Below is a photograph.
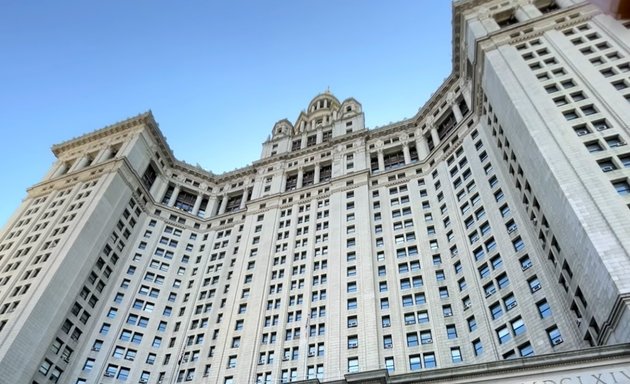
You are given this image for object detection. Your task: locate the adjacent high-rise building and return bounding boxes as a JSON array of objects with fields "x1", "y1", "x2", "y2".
[{"x1": 1, "y1": 0, "x2": 630, "y2": 383}]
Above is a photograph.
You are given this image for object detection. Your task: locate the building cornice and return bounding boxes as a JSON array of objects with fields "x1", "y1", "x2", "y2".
[
  {"x1": 387, "y1": 343, "x2": 630, "y2": 383},
  {"x1": 52, "y1": 112, "x2": 155, "y2": 155}
]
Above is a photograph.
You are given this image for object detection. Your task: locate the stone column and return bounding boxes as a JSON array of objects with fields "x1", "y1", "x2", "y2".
[
  {"x1": 208, "y1": 196, "x2": 219, "y2": 217},
  {"x1": 452, "y1": 102, "x2": 464, "y2": 123},
  {"x1": 240, "y1": 190, "x2": 248, "y2": 210},
  {"x1": 316, "y1": 130, "x2": 323, "y2": 144},
  {"x1": 192, "y1": 194, "x2": 204, "y2": 216},
  {"x1": 517, "y1": 3, "x2": 541, "y2": 20},
  {"x1": 70, "y1": 155, "x2": 90, "y2": 172},
  {"x1": 480, "y1": 15, "x2": 500, "y2": 33},
  {"x1": 555, "y1": 0, "x2": 574, "y2": 7},
  {"x1": 151, "y1": 176, "x2": 167, "y2": 199},
  {"x1": 52, "y1": 162, "x2": 70, "y2": 178},
  {"x1": 377, "y1": 150, "x2": 385, "y2": 172},
  {"x1": 514, "y1": 7, "x2": 530, "y2": 22},
  {"x1": 96, "y1": 147, "x2": 113, "y2": 163},
  {"x1": 314, "y1": 164, "x2": 321, "y2": 184},
  {"x1": 416, "y1": 130, "x2": 429, "y2": 160},
  {"x1": 297, "y1": 167, "x2": 304, "y2": 189},
  {"x1": 402, "y1": 144, "x2": 411, "y2": 165},
  {"x1": 431, "y1": 128, "x2": 440, "y2": 147},
  {"x1": 168, "y1": 185, "x2": 181, "y2": 207},
  {"x1": 462, "y1": 82, "x2": 473, "y2": 110},
  {"x1": 447, "y1": 92, "x2": 463, "y2": 123},
  {"x1": 218, "y1": 194, "x2": 229, "y2": 215}
]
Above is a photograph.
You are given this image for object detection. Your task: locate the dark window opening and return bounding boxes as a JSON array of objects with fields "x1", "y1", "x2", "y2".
[
  {"x1": 319, "y1": 165, "x2": 332, "y2": 182},
  {"x1": 286, "y1": 175, "x2": 298, "y2": 191},
  {"x1": 437, "y1": 111, "x2": 457, "y2": 140},
  {"x1": 161, "y1": 185, "x2": 175, "y2": 204},
  {"x1": 384, "y1": 150, "x2": 405, "y2": 170},
  {"x1": 142, "y1": 164, "x2": 158, "y2": 190},
  {"x1": 174, "y1": 190, "x2": 197, "y2": 213},
  {"x1": 225, "y1": 195, "x2": 243, "y2": 212},
  {"x1": 303, "y1": 170, "x2": 315, "y2": 186}
]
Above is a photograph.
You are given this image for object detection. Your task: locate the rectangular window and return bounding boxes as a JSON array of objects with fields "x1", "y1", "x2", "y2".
[
  {"x1": 473, "y1": 339, "x2": 483, "y2": 356},
  {"x1": 446, "y1": 325, "x2": 458, "y2": 339},
  {"x1": 468, "y1": 316, "x2": 477, "y2": 332},
  {"x1": 451, "y1": 347, "x2": 463, "y2": 363},
  {"x1": 497, "y1": 326, "x2": 511, "y2": 344},
  {"x1": 537, "y1": 300, "x2": 551, "y2": 318},
  {"x1": 347, "y1": 358, "x2": 359, "y2": 373},
  {"x1": 423, "y1": 353, "x2": 436, "y2": 368},
  {"x1": 409, "y1": 355, "x2": 421, "y2": 371},
  {"x1": 513, "y1": 237, "x2": 525, "y2": 252},
  {"x1": 547, "y1": 326, "x2": 563, "y2": 346}
]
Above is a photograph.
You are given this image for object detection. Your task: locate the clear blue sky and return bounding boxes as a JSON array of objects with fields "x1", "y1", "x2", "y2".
[{"x1": 0, "y1": 1, "x2": 453, "y2": 227}]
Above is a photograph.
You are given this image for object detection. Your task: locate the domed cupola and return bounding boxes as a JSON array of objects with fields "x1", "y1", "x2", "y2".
[
  {"x1": 297, "y1": 90, "x2": 341, "y2": 132},
  {"x1": 307, "y1": 90, "x2": 341, "y2": 114}
]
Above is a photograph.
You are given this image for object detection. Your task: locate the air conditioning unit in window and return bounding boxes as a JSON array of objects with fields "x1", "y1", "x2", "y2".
[
  {"x1": 522, "y1": 264, "x2": 532, "y2": 271},
  {"x1": 485, "y1": 292, "x2": 493, "y2": 298},
  {"x1": 383, "y1": 323, "x2": 391, "y2": 328},
  {"x1": 507, "y1": 302, "x2": 517, "y2": 310},
  {"x1": 425, "y1": 338, "x2": 433, "y2": 344},
  {"x1": 601, "y1": 165, "x2": 614, "y2": 172},
  {"x1": 384, "y1": 344, "x2": 393, "y2": 349},
  {"x1": 349, "y1": 344, "x2": 358, "y2": 349},
  {"x1": 532, "y1": 284, "x2": 541, "y2": 292},
  {"x1": 282, "y1": 356, "x2": 289, "y2": 361},
  {"x1": 348, "y1": 323, "x2": 357, "y2": 328},
  {"x1": 553, "y1": 337, "x2": 564, "y2": 345},
  {"x1": 105, "y1": 373, "x2": 115, "y2": 378},
  {"x1": 577, "y1": 131, "x2": 588, "y2": 136},
  {"x1": 139, "y1": 380, "x2": 148, "y2": 384}
]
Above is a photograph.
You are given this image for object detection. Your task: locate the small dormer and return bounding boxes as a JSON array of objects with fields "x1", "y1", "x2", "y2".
[
  {"x1": 340, "y1": 98, "x2": 362, "y2": 117},
  {"x1": 272, "y1": 119, "x2": 293, "y2": 139},
  {"x1": 333, "y1": 97, "x2": 365, "y2": 137},
  {"x1": 261, "y1": 119, "x2": 295, "y2": 159}
]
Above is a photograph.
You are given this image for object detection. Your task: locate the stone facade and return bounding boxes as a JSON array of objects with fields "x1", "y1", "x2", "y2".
[{"x1": 0, "y1": 0, "x2": 629, "y2": 383}]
